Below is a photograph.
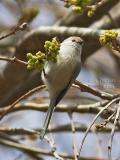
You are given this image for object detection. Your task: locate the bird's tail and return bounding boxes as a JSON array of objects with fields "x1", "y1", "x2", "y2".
[{"x1": 40, "y1": 101, "x2": 55, "y2": 139}]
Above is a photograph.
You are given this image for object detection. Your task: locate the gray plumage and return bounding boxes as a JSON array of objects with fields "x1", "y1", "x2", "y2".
[{"x1": 40, "y1": 36, "x2": 83, "y2": 139}]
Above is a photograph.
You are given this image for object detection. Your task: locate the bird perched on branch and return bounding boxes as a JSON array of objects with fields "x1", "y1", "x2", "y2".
[{"x1": 40, "y1": 36, "x2": 83, "y2": 139}]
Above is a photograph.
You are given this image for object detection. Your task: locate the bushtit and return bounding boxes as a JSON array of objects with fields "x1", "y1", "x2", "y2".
[{"x1": 40, "y1": 36, "x2": 83, "y2": 139}]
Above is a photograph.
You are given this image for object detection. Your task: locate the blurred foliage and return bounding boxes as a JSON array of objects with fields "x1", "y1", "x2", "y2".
[
  {"x1": 18, "y1": 5, "x2": 40, "y2": 24},
  {"x1": 63, "y1": 0, "x2": 91, "y2": 14}
]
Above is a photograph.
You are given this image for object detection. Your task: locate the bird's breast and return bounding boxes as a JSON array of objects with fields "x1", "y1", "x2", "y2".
[{"x1": 42, "y1": 52, "x2": 80, "y2": 98}]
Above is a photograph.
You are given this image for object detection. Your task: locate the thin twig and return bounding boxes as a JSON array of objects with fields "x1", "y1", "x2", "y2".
[
  {"x1": 0, "y1": 133, "x2": 43, "y2": 160},
  {"x1": 0, "y1": 134, "x2": 103, "y2": 160},
  {"x1": 0, "y1": 78, "x2": 117, "y2": 120},
  {"x1": 1, "y1": 123, "x2": 120, "y2": 135},
  {"x1": 74, "y1": 80, "x2": 116, "y2": 100},
  {"x1": 78, "y1": 97, "x2": 120, "y2": 159},
  {"x1": 44, "y1": 136, "x2": 56, "y2": 152},
  {"x1": 105, "y1": 112, "x2": 116, "y2": 125},
  {"x1": 0, "y1": 137, "x2": 52, "y2": 155},
  {"x1": 86, "y1": 0, "x2": 109, "y2": 12},
  {"x1": 0, "y1": 127, "x2": 39, "y2": 135},
  {"x1": 45, "y1": 135, "x2": 64, "y2": 160},
  {"x1": 0, "y1": 85, "x2": 46, "y2": 121},
  {"x1": 0, "y1": 101, "x2": 106, "y2": 115},
  {"x1": 68, "y1": 112, "x2": 79, "y2": 160},
  {"x1": 0, "y1": 56, "x2": 27, "y2": 65},
  {"x1": 108, "y1": 102, "x2": 120, "y2": 160},
  {"x1": 0, "y1": 22, "x2": 27, "y2": 40},
  {"x1": 96, "y1": 111, "x2": 116, "y2": 130},
  {"x1": 0, "y1": 78, "x2": 115, "y2": 120}
]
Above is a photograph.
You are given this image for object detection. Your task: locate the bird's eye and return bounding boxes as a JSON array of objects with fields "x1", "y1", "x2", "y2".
[{"x1": 72, "y1": 39, "x2": 76, "y2": 42}]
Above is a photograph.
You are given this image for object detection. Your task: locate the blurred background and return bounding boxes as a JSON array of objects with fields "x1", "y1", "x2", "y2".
[{"x1": 0, "y1": 0, "x2": 120, "y2": 160}]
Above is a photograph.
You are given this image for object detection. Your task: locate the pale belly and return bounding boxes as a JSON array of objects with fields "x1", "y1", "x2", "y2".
[{"x1": 42, "y1": 57, "x2": 78, "y2": 98}]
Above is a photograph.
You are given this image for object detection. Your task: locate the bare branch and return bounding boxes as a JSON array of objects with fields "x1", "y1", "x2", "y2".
[
  {"x1": 68, "y1": 112, "x2": 79, "y2": 160},
  {"x1": 1, "y1": 79, "x2": 116, "y2": 120},
  {"x1": 0, "y1": 101, "x2": 106, "y2": 115},
  {"x1": 21, "y1": 26, "x2": 120, "y2": 43},
  {"x1": 78, "y1": 97, "x2": 120, "y2": 158},
  {"x1": 0, "y1": 56, "x2": 27, "y2": 65},
  {"x1": 0, "y1": 127, "x2": 39, "y2": 135},
  {"x1": 56, "y1": 0, "x2": 119, "y2": 27},
  {"x1": 1, "y1": 124, "x2": 120, "y2": 135},
  {"x1": 45, "y1": 135, "x2": 64, "y2": 160},
  {"x1": 0, "y1": 23, "x2": 27, "y2": 41},
  {"x1": 0, "y1": 85, "x2": 46, "y2": 121},
  {"x1": 74, "y1": 80, "x2": 116, "y2": 100},
  {"x1": 0, "y1": 135, "x2": 104, "y2": 160},
  {"x1": 108, "y1": 102, "x2": 120, "y2": 160}
]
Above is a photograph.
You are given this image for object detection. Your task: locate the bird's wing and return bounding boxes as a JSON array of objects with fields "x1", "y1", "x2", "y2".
[{"x1": 54, "y1": 64, "x2": 81, "y2": 106}]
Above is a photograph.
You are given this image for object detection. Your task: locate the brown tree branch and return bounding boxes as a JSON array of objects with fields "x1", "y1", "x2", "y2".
[
  {"x1": 0, "y1": 101, "x2": 106, "y2": 115},
  {"x1": 0, "y1": 127, "x2": 39, "y2": 135},
  {"x1": 0, "y1": 56, "x2": 27, "y2": 65},
  {"x1": 0, "y1": 85, "x2": 46, "y2": 121},
  {"x1": 0, "y1": 79, "x2": 116, "y2": 120},
  {"x1": 1, "y1": 123, "x2": 120, "y2": 135},
  {"x1": 56, "y1": 0, "x2": 119, "y2": 27},
  {"x1": 108, "y1": 102, "x2": 120, "y2": 160},
  {"x1": 68, "y1": 112, "x2": 79, "y2": 160},
  {"x1": 45, "y1": 135, "x2": 64, "y2": 160},
  {"x1": 74, "y1": 80, "x2": 116, "y2": 100},
  {"x1": 0, "y1": 134, "x2": 107, "y2": 160},
  {"x1": 0, "y1": 23, "x2": 27, "y2": 41},
  {"x1": 78, "y1": 97, "x2": 120, "y2": 158}
]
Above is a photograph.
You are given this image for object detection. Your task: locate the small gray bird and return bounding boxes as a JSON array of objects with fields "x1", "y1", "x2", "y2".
[{"x1": 40, "y1": 36, "x2": 83, "y2": 139}]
